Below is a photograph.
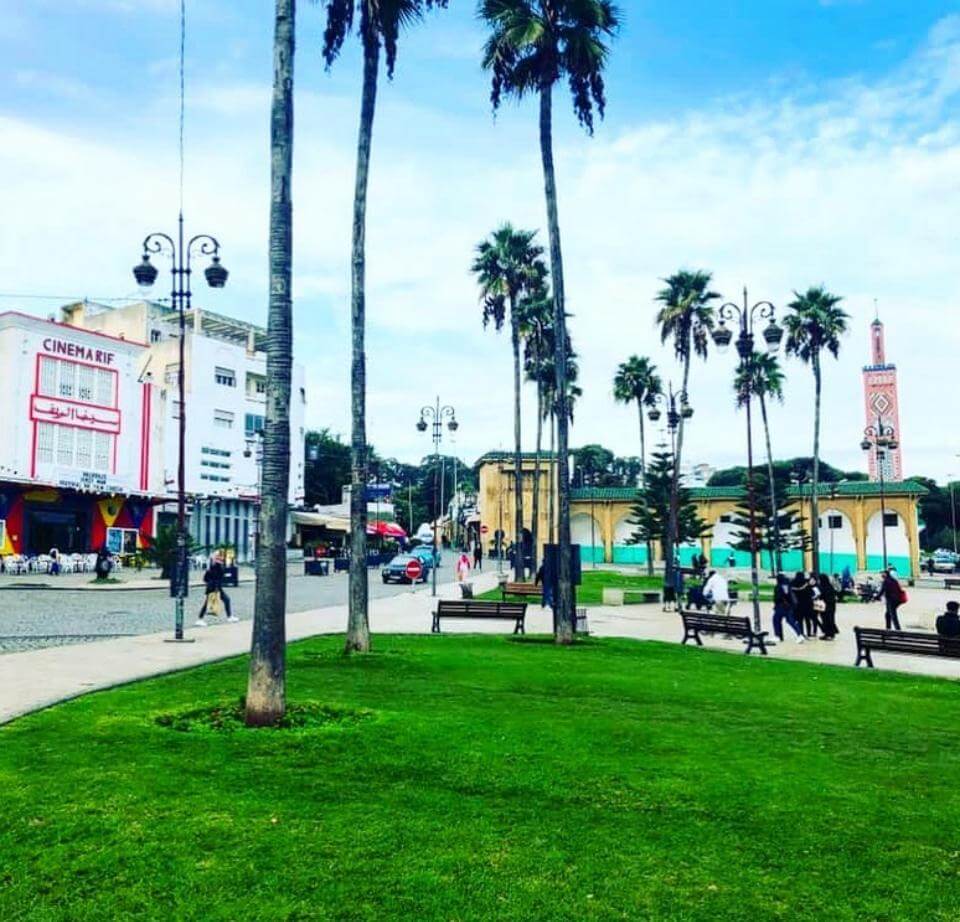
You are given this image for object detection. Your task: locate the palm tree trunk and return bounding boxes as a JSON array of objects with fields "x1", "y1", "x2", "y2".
[
  {"x1": 531, "y1": 372, "x2": 543, "y2": 579},
  {"x1": 539, "y1": 83, "x2": 573, "y2": 643},
  {"x1": 811, "y1": 351, "x2": 822, "y2": 576},
  {"x1": 511, "y1": 308, "x2": 524, "y2": 581},
  {"x1": 246, "y1": 0, "x2": 294, "y2": 727},
  {"x1": 759, "y1": 393, "x2": 781, "y2": 576},
  {"x1": 548, "y1": 410, "x2": 555, "y2": 544},
  {"x1": 638, "y1": 399, "x2": 653, "y2": 576},
  {"x1": 345, "y1": 32, "x2": 378, "y2": 654}
]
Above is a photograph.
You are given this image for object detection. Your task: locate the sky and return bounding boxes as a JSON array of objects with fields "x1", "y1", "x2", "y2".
[{"x1": 1, "y1": 0, "x2": 959, "y2": 481}]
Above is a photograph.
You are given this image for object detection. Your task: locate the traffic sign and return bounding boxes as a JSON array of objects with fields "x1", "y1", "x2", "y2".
[{"x1": 405, "y1": 558, "x2": 423, "y2": 581}]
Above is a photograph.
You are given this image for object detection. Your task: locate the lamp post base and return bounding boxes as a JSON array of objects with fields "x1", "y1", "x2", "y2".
[{"x1": 164, "y1": 637, "x2": 197, "y2": 644}]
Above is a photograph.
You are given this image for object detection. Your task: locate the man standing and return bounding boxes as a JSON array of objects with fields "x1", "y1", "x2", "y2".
[
  {"x1": 880, "y1": 566, "x2": 904, "y2": 631},
  {"x1": 473, "y1": 542, "x2": 483, "y2": 571}
]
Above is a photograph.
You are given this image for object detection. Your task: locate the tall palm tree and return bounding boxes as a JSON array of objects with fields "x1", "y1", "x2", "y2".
[
  {"x1": 735, "y1": 352, "x2": 785, "y2": 574},
  {"x1": 472, "y1": 224, "x2": 546, "y2": 581},
  {"x1": 613, "y1": 355, "x2": 661, "y2": 574},
  {"x1": 322, "y1": 0, "x2": 447, "y2": 654},
  {"x1": 521, "y1": 284, "x2": 553, "y2": 579},
  {"x1": 784, "y1": 286, "x2": 848, "y2": 576},
  {"x1": 655, "y1": 270, "x2": 719, "y2": 586},
  {"x1": 246, "y1": 0, "x2": 295, "y2": 727},
  {"x1": 481, "y1": 0, "x2": 619, "y2": 643}
]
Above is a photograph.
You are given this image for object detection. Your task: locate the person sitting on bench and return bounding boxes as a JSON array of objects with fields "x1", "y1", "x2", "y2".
[{"x1": 936, "y1": 601, "x2": 960, "y2": 647}]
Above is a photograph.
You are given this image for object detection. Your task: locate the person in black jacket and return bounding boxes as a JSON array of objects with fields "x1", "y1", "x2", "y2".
[
  {"x1": 792, "y1": 572, "x2": 816, "y2": 637},
  {"x1": 880, "y1": 567, "x2": 904, "y2": 631},
  {"x1": 817, "y1": 573, "x2": 838, "y2": 639},
  {"x1": 196, "y1": 552, "x2": 238, "y2": 626},
  {"x1": 936, "y1": 602, "x2": 960, "y2": 637}
]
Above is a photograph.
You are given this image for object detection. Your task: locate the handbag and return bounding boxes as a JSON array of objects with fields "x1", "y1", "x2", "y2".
[
  {"x1": 812, "y1": 599, "x2": 826, "y2": 613},
  {"x1": 205, "y1": 590, "x2": 222, "y2": 617},
  {"x1": 898, "y1": 587, "x2": 909, "y2": 605}
]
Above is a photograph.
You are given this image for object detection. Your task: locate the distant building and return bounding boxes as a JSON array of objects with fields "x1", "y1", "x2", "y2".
[
  {"x1": 862, "y1": 313, "x2": 903, "y2": 481},
  {"x1": 61, "y1": 300, "x2": 306, "y2": 561}
]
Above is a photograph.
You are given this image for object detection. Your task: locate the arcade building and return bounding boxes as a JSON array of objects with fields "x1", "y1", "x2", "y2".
[{"x1": 0, "y1": 313, "x2": 166, "y2": 558}]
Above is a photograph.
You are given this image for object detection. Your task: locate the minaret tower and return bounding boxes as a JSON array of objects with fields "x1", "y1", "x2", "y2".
[{"x1": 862, "y1": 306, "x2": 903, "y2": 481}]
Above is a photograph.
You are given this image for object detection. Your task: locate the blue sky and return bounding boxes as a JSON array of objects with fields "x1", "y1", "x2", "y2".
[{"x1": 2, "y1": 1, "x2": 959, "y2": 478}]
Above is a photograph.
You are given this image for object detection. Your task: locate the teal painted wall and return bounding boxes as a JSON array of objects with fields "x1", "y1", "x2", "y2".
[
  {"x1": 613, "y1": 545, "x2": 649, "y2": 564},
  {"x1": 866, "y1": 554, "x2": 912, "y2": 575},
  {"x1": 579, "y1": 545, "x2": 604, "y2": 564}
]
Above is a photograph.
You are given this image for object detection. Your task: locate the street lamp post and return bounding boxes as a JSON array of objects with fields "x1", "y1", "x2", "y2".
[
  {"x1": 711, "y1": 288, "x2": 784, "y2": 633},
  {"x1": 133, "y1": 215, "x2": 227, "y2": 642},
  {"x1": 244, "y1": 429, "x2": 264, "y2": 559},
  {"x1": 861, "y1": 414, "x2": 898, "y2": 572},
  {"x1": 646, "y1": 383, "x2": 686, "y2": 574},
  {"x1": 416, "y1": 397, "x2": 458, "y2": 597},
  {"x1": 948, "y1": 475, "x2": 958, "y2": 556}
]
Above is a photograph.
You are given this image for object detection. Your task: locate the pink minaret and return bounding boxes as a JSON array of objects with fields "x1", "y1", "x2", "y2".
[{"x1": 862, "y1": 310, "x2": 903, "y2": 481}]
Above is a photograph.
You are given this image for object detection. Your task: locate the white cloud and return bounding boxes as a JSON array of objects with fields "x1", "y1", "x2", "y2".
[{"x1": 1, "y1": 15, "x2": 959, "y2": 481}]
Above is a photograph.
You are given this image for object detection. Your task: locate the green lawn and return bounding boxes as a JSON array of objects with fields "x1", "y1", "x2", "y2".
[
  {"x1": 481, "y1": 569, "x2": 776, "y2": 604},
  {"x1": 3, "y1": 635, "x2": 960, "y2": 919}
]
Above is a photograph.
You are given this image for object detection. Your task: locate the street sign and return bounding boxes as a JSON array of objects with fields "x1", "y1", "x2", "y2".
[
  {"x1": 480, "y1": 525, "x2": 489, "y2": 534},
  {"x1": 405, "y1": 558, "x2": 423, "y2": 582}
]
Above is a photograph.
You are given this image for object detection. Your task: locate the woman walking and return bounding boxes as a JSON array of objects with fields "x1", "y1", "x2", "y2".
[
  {"x1": 817, "y1": 573, "x2": 838, "y2": 639},
  {"x1": 773, "y1": 573, "x2": 804, "y2": 643},
  {"x1": 792, "y1": 571, "x2": 816, "y2": 638},
  {"x1": 881, "y1": 566, "x2": 905, "y2": 631}
]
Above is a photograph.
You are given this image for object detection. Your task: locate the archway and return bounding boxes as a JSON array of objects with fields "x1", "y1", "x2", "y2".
[
  {"x1": 866, "y1": 508, "x2": 911, "y2": 575},
  {"x1": 612, "y1": 515, "x2": 647, "y2": 565},
  {"x1": 709, "y1": 514, "x2": 748, "y2": 568},
  {"x1": 571, "y1": 513, "x2": 603, "y2": 564},
  {"x1": 816, "y1": 508, "x2": 856, "y2": 576}
]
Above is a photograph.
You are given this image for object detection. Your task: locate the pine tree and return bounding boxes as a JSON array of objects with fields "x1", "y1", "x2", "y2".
[
  {"x1": 628, "y1": 448, "x2": 709, "y2": 560},
  {"x1": 728, "y1": 470, "x2": 807, "y2": 572}
]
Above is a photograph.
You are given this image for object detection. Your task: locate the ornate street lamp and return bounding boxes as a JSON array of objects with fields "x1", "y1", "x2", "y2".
[
  {"x1": 711, "y1": 287, "x2": 783, "y2": 633},
  {"x1": 415, "y1": 397, "x2": 457, "y2": 597},
  {"x1": 133, "y1": 216, "x2": 227, "y2": 642}
]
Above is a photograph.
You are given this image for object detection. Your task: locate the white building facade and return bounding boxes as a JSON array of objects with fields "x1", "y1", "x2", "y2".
[
  {"x1": 0, "y1": 311, "x2": 165, "y2": 557},
  {"x1": 61, "y1": 301, "x2": 306, "y2": 562}
]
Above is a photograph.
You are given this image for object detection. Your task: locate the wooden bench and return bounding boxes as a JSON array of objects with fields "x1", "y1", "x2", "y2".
[
  {"x1": 432, "y1": 600, "x2": 528, "y2": 635},
  {"x1": 854, "y1": 627, "x2": 960, "y2": 668},
  {"x1": 500, "y1": 582, "x2": 542, "y2": 600},
  {"x1": 679, "y1": 609, "x2": 769, "y2": 655},
  {"x1": 945, "y1": 578, "x2": 960, "y2": 591}
]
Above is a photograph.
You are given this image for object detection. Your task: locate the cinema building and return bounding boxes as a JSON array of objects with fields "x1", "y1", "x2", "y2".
[{"x1": 0, "y1": 312, "x2": 166, "y2": 558}]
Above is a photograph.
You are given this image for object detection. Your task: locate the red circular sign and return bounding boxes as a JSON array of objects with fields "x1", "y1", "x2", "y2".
[
  {"x1": 480, "y1": 525, "x2": 489, "y2": 534},
  {"x1": 405, "y1": 558, "x2": 423, "y2": 581}
]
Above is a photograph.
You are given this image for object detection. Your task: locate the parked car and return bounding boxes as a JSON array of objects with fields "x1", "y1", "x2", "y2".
[
  {"x1": 930, "y1": 550, "x2": 959, "y2": 573},
  {"x1": 381, "y1": 554, "x2": 431, "y2": 584},
  {"x1": 411, "y1": 544, "x2": 441, "y2": 568}
]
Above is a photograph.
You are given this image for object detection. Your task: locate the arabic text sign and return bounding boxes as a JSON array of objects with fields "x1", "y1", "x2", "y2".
[{"x1": 30, "y1": 395, "x2": 121, "y2": 434}]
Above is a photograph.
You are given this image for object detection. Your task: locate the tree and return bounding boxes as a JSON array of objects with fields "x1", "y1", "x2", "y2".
[
  {"x1": 728, "y1": 470, "x2": 806, "y2": 573},
  {"x1": 521, "y1": 283, "x2": 553, "y2": 577},
  {"x1": 627, "y1": 447, "x2": 709, "y2": 561},
  {"x1": 654, "y1": 270, "x2": 719, "y2": 588},
  {"x1": 734, "y1": 352, "x2": 785, "y2": 573},
  {"x1": 614, "y1": 355, "x2": 661, "y2": 574},
  {"x1": 481, "y1": 0, "x2": 619, "y2": 643},
  {"x1": 322, "y1": 0, "x2": 448, "y2": 654},
  {"x1": 783, "y1": 286, "x2": 849, "y2": 576},
  {"x1": 246, "y1": 0, "x2": 295, "y2": 727},
  {"x1": 472, "y1": 225, "x2": 547, "y2": 581},
  {"x1": 304, "y1": 429, "x2": 352, "y2": 506},
  {"x1": 708, "y1": 458, "x2": 866, "y2": 488}
]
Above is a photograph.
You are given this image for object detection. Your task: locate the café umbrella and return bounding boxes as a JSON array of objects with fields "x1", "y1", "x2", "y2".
[{"x1": 367, "y1": 521, "x2": 407, "y2": 539}]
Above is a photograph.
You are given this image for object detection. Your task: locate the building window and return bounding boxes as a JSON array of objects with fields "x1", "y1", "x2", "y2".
[
  {"x1": 95, "y1": 368, "x2": 114, "y2": 406},
  {"x1": 202, "y1": 459, "x2": 231, "y2": 470},
  {"x1": 214, "y1": 410, "x2": 235, "y2": 430},
  {"x1": 202, "y1": 446, "x2": 232, "y2": 458},
  {"x1": 75, "y1": 429, "x2": 93, "y2": 468},
  {"x1": 245, "y1": 413, "x2": 265, "y2": 437},
  {"x1": 37, "y1": 423, "x2": 55, "y2": 464},
  {"x1": 883, "y1": 512, "x2": 898, "y2": 528},
  {"x1": 165, "y1": 363, "x2": 180, "y2": 385},
  {"x1": 246, "y1": 374, "x2": 267, "y2": 399},
  {"x1": 215, "y1": 367, "x2": 236, "y2": 387},
  {"x1": 828, "y1": 515, "x2": 843, "y2": 530},
  {"x1": 77, "y1": 365, "x2": 95, "y2": 402},
  {"x1": 150, "y1": 329, "x2": 162, "y2": 343},
  {"x1": 56, "y1": 426, "x2": 75, "y2": 466},
  {"x1": 35, "y1": 422, "x2": 111, "y2": 473},
  {"x1": 171, "y1": 400, "x2": 183, "y2": 420},
  {"x1": 300, "y1": 386, "x2": 306, "y2": 404},
  {"x1": 200, "y1": 473, "x2": 231, "y2": 483}
]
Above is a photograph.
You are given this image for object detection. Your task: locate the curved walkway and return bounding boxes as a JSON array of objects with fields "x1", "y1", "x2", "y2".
[{"x1": 2, "y1": 578, "x2": 958, "y2": 725}]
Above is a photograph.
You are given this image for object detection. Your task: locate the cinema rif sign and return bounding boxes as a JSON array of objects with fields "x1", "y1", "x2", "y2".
[
  {"x1": 30, "y1": 395, "x2": 121, "y2": 434},
  {"x1": 41, "y1": 337, "x2": 116, "y2": 366}
]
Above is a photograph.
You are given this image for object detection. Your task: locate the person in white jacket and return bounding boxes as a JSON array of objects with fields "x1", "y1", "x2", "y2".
[{"x1": 703, "y1": 570, "x2": 731, "y2": 615}]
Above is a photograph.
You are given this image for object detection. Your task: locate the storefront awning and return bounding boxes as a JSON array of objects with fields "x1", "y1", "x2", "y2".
[{"x1": 291, "y1": 510, "x2": 350, "y2": 532}]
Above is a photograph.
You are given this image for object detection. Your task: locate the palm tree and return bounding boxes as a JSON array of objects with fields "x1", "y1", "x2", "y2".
[
  {"x1": 246, "y1": 0, "x2": 295, "y2": 727},
  {"x1": 472, "y1": 225, "x2": 546, "y2": 581},
  {"x1": 735, "y1": 352, "x2": 785, "y2": 574},
  {"x1": 322, "y1": 0, "x2": 447, "y2": 654},
  {"x1": 784, "y1": 286, "x2": 848, "y2": 576},
  {"x1": 613, "y1": 355, "x2": 661, "y2": 574},
  {"x1": 520, "y1": 283, "x2": 553, "y2": 579},
  {"x1": 655, "y1": 270, "x2": 719, "y2": 586},
  {"x1": 481, "y1": 0, "x2": 620, "y2": 643}
]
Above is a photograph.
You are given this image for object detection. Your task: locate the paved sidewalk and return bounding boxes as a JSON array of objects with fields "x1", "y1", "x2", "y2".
[
  {"x1": 0, "y1": 566, "x2": 254, "y2": 592},
  {"x1": 3, "y1": 578, "x2": 959, "y2": 726}
]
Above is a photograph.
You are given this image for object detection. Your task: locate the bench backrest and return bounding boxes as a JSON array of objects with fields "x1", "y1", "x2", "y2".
[
  {"x1": 856, "y1": 626, "x2": 960, "y2": 656},
  {"x1": 680, "y1": 610, "x2": 752, "y2": 634},
  {"x1": 504, "y1": 582, "x2": 540, "y2": 593},
  {"x1": 437, "y1": 600, "x2": 527, "y2": 619}
]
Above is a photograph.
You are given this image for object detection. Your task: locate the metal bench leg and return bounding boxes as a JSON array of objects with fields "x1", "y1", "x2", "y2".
[
  {"x1": 432, "y1": 615, "x2": 440, "y2": 634},
  {"x1": 745, "y1": 636, "x2": 755, "y2": 655},
  {"x1": 757, "y1": 635, "x2": 768, "y2": 656}
]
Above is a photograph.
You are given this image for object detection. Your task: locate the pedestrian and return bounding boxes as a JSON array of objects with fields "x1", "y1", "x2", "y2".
[
  {"x1": 196, "y1": 551, "x2": 238, "y2": 627},
  {"x1": 792, "y1": 571, "x2": 816, "y2": 637},
  {"x1": 817, "y1": 572, "x2": 838, "y2": 639},
  {"x1": 703, "y1": 569, "x2": 730, "y2": 615},
  {"x1": 473, "y1": 541, "x2": 483, "y2": 571},
  {"x1": 49, "y1": 547, "x2": 61, "y2": 576},
  {"x1": 880, "y1": 566, "x2": 905, "y2": 631},
  {"x1": 926, "y1": 556, "x2": 936, "y2": 577},
  {"x1": 535, "y1": 562, "x2": 554, "y2": 610},
  {"x1": 456, "y1": 550, "x2": 471, "y2": 582},
  {"x1": 840, "y1": 565, "x2": 854, "y2": 597},
  {"x1": 697, "y1": 553, "x2": 708, "y2": 579},
  {"x1": 672, "y1": 565, "x2": 685, "y2": 613},
  {"x1": 936, "y1": 601, "x2": 960, "y2": 652},
  {"x1": 772, "y1": 572, "x2": 804, "y2": 643},
  {"x1": 727, "y1": 552, "x2": 736, "y2": 569}
]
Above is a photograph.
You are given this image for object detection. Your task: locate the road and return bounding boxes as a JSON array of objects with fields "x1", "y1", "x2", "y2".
[{"x1": 0, "y1": 568, "x2": 461, "y2": 654}]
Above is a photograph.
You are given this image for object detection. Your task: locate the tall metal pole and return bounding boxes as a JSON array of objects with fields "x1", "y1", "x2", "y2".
[
  {"x1": 416, "y1": 396, "x2": 457, "y2": 597},
  {"x1": 951, "y1": 480, "x2": 957, "y2": 555}
]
